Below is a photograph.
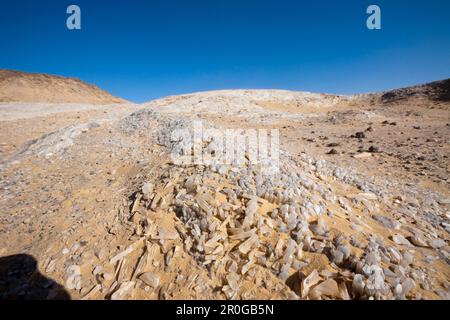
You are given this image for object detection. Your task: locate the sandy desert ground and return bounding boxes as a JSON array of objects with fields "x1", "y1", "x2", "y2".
[{"x1": 0, "y1": 71, "x2": 449, "y2": 300}]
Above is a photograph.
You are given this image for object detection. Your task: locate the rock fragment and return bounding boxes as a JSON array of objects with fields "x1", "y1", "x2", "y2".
[
  {"x1": 410, "y1": 234, "x2": 429, "y2": 247},
  {"x1": 392, "y1": 234, "x2": 412, "y2": 246},
  {"x1": 139, "y1": 272, "x2": 160, "y2": 288},
  {"x1": 111, "y1": 281, "x2": 135, "y2": 300},
  {"x1": 309, "y1": 278, "x2": 340, "y2": 299},
  {"x1": 301, "y1": 269, "x2": 321, "y2": 298}
]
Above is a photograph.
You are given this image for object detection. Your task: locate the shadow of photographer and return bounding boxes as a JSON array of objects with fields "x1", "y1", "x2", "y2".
[{"x1": 0, "y1": 254, "x2": 70, "y2": 300}]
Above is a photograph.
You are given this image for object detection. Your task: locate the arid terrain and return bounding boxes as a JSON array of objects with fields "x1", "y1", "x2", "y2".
[
  {"x1": 0, "y1": 71, "x2": 449, "y2": 300},
  {"x1": 0, "y1": 70, "x2": 126, "y2": 104}
]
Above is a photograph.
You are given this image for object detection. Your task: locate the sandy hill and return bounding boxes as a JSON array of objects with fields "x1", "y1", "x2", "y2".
[{"x1": 0, "y1": 70, "x2": 127, "y2": 104}]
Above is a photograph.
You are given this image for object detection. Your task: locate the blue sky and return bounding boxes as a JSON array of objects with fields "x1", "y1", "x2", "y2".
[{"x1": 1, "y1": 0, "x2": 449, "y2": 102}]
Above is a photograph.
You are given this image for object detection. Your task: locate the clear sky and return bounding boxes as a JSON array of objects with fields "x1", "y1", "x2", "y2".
[{"x1": 1, "y1": 0, "x2": 449, "y2": 102}]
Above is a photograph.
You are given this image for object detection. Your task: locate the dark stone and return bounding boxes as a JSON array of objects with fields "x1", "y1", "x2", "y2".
[
  {"x1": 354, "y1": 132, "x2": 366, "y2": 139},
  {"x1": 326, "y1": 142, "x2": 340, "y2": 147},
  {"x1": 368, "y1": 146, "x2": 379, "y2": 153},
  {"x1": 327, "y1": 148, "x2": 339, "y2": 155}
]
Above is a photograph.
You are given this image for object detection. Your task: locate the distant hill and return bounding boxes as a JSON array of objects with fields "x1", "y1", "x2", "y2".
[
  {"x1": 0, "y1": 70, "x2": 127, "y2": 104},
  {"x1": 352, "y1": 78, "x2": 450, "y2": 104},
  {"x1": 378, "y1": 78, "x2": 450, "y2": 103}
]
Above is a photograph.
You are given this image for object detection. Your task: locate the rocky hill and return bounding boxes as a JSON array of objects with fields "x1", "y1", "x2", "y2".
[{"x1": 353, "y1": 78, "x2": 450, "y2": 105}]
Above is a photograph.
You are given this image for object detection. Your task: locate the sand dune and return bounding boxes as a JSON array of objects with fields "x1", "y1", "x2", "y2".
[{"x1": 0, "y1": 70, "x2": 127, "y2": 104}]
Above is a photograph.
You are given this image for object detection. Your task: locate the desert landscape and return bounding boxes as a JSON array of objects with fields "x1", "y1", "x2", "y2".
[{"x1": 0, "y1": 70, "x2": 449, "y2": 300}]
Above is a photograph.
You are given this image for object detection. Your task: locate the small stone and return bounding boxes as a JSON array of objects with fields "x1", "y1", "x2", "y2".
[
  {"x1": 95, "y1": 248, "x2": 107, "y2": 260},
  {"x1": 373, "y1": 215, "x2": 401, "y2": 230},
  {"x1": 238, "y1": 234, "x2": 259, "y2": 254},
  {"x1": 331, "y1": 249, "x2": 344, "y2": 264},
  {"x1": 410, "y1": 234, "x2": 429, "y2": 247},
  {"x1": 92, "y1": 265, "x2": 103, "y2": 275},
  {"x1": 395, "y1": 284, "x2": 402, "y2": 296},
  {"x1": 352, "y1": 274, "x2": 365, "y2": 296},
  {"x1": 354, "y1": 132, "x2": 366, "y2": 139},
  {"x1": 401, "y1": 278, "x2": 415, "y2": 296},
  {"x1": 430, "y1": 239, "x2": 446, "y2": 249},
  {"x1": 66, "y1": 265, "x2": 81, "y2": 290},
  {"x1": 388, "y1": 247, "x2": 402, "y2": 264},
  {"x1": 401, "y1": 251, "x2": 414, "y2": 266},
  {"x1": 358, "y1": 192, "x2": 378, "y2": 201},
  {"x1": 337, "y1": 244, "x2": 350, "y2": 260},
  {"x1": 111, "y1": 281, "x2": 135, "y2": 300},
  {"x1": 309, "y1": 218, "x2": 328, "y2": 236},
  {"x1": 156, "y1": 228, "x2": 179, "y2": 240},
  {"x1": 368, "y1": 146, "x2": 379, "y2": 153},
  {"x1": 301, "y1": 269, "x2": 321, "y2": 298},
  {"x1": 309, "y1": 278, "x2": 340, "y2": 299},
  {"x1": 142, "y1": 182, "x2": 154, "y2": 199},
  {"x1": 437, "y1": 290, "x2": 450, "y2": 300},
  {"x1": 338, "y1": 281, "x2": 351, "y2": 300},
  {"x1": 327, "y1": 148, "x2": 339, "y2": 155},
  {"x1": 392, "y1": 234, "x2": 412, "y2": 246},
  {"x1": 103, "y1": 272, "x2": 114, "y2": 281},
  {"x1": 326, "y1": 142, "x2": 340, "y2": 147},
  {"x1": 138, "y1": 272, "x2": 160, "y2": 288}
]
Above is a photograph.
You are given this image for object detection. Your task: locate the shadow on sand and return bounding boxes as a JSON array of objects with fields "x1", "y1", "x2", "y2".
[{"x1": 0, "y1": 254, "x2": 70, "y2": 300}]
